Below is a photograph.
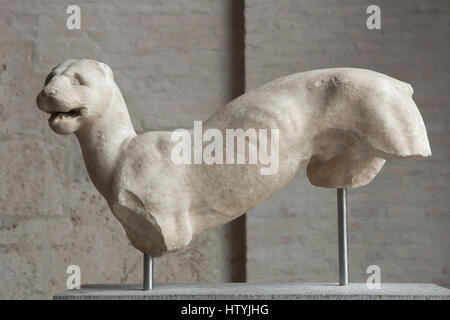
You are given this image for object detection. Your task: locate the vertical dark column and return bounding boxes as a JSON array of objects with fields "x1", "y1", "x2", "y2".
[
  {"x1": 220, "y1": 0, "x2": 246, "y2": 283},
  {"x1": 230, "y1": 0, "x2": 245, "y2": 101}
]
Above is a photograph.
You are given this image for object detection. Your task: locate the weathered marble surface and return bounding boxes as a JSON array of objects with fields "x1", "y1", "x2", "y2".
[{"x1": 36, "y1": 59, "x2": 431, "y2": 256}]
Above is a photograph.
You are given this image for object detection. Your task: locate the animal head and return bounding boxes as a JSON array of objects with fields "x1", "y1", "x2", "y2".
[
  {"x1": 36, "y1": 59, "x2": 115, "y2": 135},
  {"x1": 305, "y1": 69, "x2": 431, "y2": 188}
]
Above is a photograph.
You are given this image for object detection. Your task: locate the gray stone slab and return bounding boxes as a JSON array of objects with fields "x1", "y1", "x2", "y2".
[{"x1": 54, "y1": 282, "x2": 450, "y2": 300}]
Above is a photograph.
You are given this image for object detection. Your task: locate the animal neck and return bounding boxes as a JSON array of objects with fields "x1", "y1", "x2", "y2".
[{"x1": 75, "y1": 86, "x2": 136, "y2": 199}]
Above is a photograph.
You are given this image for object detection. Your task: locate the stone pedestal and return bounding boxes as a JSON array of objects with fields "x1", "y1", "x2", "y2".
[{"x1": 54, "y1": 282, "x2": 450, "y2": 300}]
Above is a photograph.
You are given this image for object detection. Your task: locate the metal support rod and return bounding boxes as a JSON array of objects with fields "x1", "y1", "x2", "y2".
[
  {"x1": 143, "y1": 253, "x2": 154, "y2": 291},
  {"x1": 337, "y1": 188, "x2": 349, "y2": 286}
]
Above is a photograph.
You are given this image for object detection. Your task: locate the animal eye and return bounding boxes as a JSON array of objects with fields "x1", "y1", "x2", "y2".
[
  {"x1": 73, "y1": 73, "x2": 86, "y2": 86},
  {"x1": 72, "y1": 76, "x2": 81, "y2": 86}
]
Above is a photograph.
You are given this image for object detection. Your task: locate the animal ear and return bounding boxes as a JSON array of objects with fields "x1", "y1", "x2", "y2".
[
  {"x1": 50, "y1": 59, "x2": 77, "y2": 75},
  {"x1": 92, "y1": 61, "x2": 114, "y2": 80}
]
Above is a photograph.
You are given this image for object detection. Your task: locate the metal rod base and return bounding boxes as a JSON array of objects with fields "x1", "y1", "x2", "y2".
[
  {"x1": 337, "y1": 188, "x2": 349, "y2": 286},
  {"x1": 143, "y1": 253, "x2": 154, "y2": 291}
]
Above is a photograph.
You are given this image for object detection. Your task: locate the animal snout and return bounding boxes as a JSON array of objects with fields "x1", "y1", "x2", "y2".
[
  {"x1": 42, "y1": 86, "x2": 58, "y2": 97},
  {"x1": 36, "y1": 88, "x2": 55, "y2": 113},
  {"x1": 38, "y1": 89, "x2": 46, "y2": 99}
]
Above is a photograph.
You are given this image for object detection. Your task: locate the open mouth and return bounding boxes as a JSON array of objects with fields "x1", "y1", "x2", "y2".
[{"x1": 48, "y1": 107, "x2": 87, "y2": 123}]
